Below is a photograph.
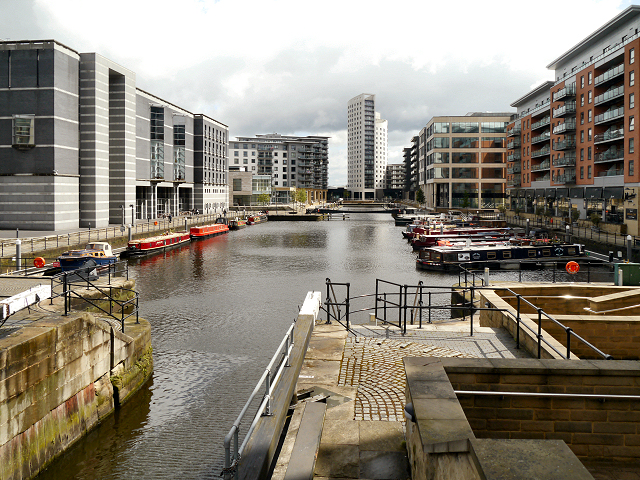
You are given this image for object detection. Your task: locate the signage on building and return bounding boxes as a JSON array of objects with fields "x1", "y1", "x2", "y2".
[{"x1": 626, "y1": 209, "x2": 638, "y2": 221}]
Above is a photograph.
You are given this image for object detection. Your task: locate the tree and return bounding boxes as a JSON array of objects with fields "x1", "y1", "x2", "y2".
[
  {"x1": 415, "y1": 188, "x2": 425, "y2": 206},
  {"x1": 590, "y1": 212, "x2": 601, "y2": 229},
  {"x1": 461, "y1": 192, "x2": 470, "y2": 210},
  {"x1": 257, "y1": 193, "x2": 270, "y2": 206},
  {"x1": 295, "y1": 188, "x2": 308, "y2": 205}
]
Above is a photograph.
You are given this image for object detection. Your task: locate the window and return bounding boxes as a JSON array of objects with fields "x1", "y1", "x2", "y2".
[
  {"x1": 631, "y1": 160, "x2": 635, "y2": 176},
  {"x1": 588, "y1": 165, "x2": 592, "y2": 178},
  {"x1": 12, "y1": 115, "x2": 35, "y2": 148},
  {"x1": 588, "y1": 128, "x2": 592, "y2": 141},
  {"x1": 631, "y1": 71, "x2": 636, "y2": 86},
  {"x1": 580, "y1": 148, "x2": 584, "y2": 161},
  {"x1": 581, "y1": 76, "x2": 585, "y2": 88},
  {"x1": 631, "y1": 116, "x2": 635, "y2": 131},
  {"x1": 581, "y1": 94, "x2": 585, "y2": 106},
  {"x1": 580, "y1": 130, "x2": 584, "y2": 143},
  {"x1": 580, "y1": 166, "x2": 584, "y2": 179},
  {"x1": 631, "y1": 93, "x2": 635, "y2": 109},
  {"x1": 588, "y1": 72, "x2": 592, "y2": 85},
  {"x1": 631, "y1": 48, "x2": 635, "y2": 64},
  {"x1": 580, "y1": 112, "x2": 584, "y2": 125},
  {"x1": 630, "y1": 138, "x2": 635, "y2": 154},
  {"x1": 588, "y1": 110, "x2": 592, "y2": 123},
  {"x1": 588, "y1": 91, "x2": 592, "y2": 104},
  {"x1": 233, "y1": 178, "x2": 242, "y2": 191},
  {"x1": 588, "y1": 147, "x2": 592, "y2": 160},
  {"x1": 234, "y1": 151, "x2": 239, "y2": 156}
]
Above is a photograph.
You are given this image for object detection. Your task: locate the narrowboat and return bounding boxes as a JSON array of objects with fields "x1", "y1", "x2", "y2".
[
  {"x1": 190, "y1": 223, "x2": 229, "y2": 239},
  {"x1": 416, "y1": 241, "x2": 585, "y2": 271},
  {"x1": 229, "y1": 219, "x2": 247, "y2": 230},
  {"x1": 121, "y1": 231, "x2": 191, "y2": 257},
  {"x1": 411, "y1": 227, "x2": 512, "y2": 250},
  {"x1": 57, "y1": 242, "x2": 118, "y2": 271}
]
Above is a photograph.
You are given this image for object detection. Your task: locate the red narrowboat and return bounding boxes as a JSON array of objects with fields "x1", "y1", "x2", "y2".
[
  {"x1": 122, "y1": 231, "x2": 191, "y2": 257},
  {"x1": 190, "y1": 223, "x2": 230, "y2": 239}
]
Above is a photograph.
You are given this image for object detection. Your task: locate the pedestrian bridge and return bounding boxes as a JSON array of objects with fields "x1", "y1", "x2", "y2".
[{"x1": 313, "y1": 202, "x2": 401, "y2": 214}]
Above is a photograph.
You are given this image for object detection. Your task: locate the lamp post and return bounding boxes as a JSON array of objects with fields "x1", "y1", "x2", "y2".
[
  {"x1": 130, "y1": 204, "x2": 134, "y2": 226},
  {"x1": 120, "y1": 205, "x2": 124, "y2": 226}
]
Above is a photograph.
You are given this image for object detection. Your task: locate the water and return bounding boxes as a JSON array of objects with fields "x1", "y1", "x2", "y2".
[{"x1": 34, "y1": 214, "x2": 604, "y2": 479}]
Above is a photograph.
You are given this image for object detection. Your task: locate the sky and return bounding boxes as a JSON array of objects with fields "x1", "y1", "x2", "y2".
[{"x1": 1, "y1": 0, "x2": 635, "y2": 186}]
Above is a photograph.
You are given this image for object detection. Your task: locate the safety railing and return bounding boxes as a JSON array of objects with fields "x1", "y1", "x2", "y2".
[
  {"x1": 323, "y1": 278, "x2": 613, "y2": 361},
  {"x1": 222, "y1": 321, "x2": 296, "y2": 480},
  {"x1": 49, "y1": 261, "x2": 137, "y2": 332}
]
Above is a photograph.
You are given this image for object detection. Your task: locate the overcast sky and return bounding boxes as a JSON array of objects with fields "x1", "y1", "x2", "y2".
[{"x1": 1, "y1": 0, "x2": 634, "y2": 185}]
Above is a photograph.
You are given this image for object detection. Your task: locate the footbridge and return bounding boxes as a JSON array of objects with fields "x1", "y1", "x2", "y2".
[{"x1": 313, "y1": 202, "x2": 401, "y2": 214}]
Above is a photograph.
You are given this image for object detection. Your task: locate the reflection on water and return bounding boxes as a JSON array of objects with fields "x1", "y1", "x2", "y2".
[{"x1": 40, "y1": 214, "x2": 557, "y2": 479}]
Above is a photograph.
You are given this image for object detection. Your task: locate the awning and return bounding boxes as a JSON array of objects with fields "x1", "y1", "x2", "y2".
[
  {"x1": 535, "y1": 189, "x2": 545, "y2": 197},
  {"x1": 603, "y1": 186, "x2": 624, "y2": 199},
  {"x1": 545, "y1": 188, "x2": 556, "y2": 198},
  {"x1": 585, "y1": 187, "x2": 603, "y2": 199},
  {"x1": 518, "y1": 190, "x2": 526, "y2": 198},
  {"x1": 569, "y1": 187, "x2": 584, "y2": 199},
  {"x1": 555, "y1": 188, "x2": 569, "y2": 198},
  {"x1": 526, "y1": 190, "x2": 535, "y2": 198}
]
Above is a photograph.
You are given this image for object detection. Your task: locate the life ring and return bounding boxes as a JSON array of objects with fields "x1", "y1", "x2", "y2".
[
  {"x1": 566, "y1": 261, "x2": 580, "y2": 274},
  {"x1": 34, "y1": 257, "x2": 45, "y2": 268}
]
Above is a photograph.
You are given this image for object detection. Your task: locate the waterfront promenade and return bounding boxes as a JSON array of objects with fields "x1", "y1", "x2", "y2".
[{"x1": 273, "y1": 317, "x2": 531, "y2": 480}]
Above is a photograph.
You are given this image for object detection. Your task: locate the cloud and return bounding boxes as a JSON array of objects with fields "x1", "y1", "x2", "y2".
[{"x1": 2, "y1": 0, "x2": 632, "y2": 185}]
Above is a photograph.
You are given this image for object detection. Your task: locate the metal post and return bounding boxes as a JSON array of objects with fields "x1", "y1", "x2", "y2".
[
  {"x1": 264, "y1": 371, "x2": 272, "y2": 416},
  {"x1": 566, "y1": 327, "x2": 572, "y2": 359},
  {"x1": 565, "y1": 225, "x2": 570, "y2": 243},
  {"x1": 345, "y1": 283, "x2": 350, "y2": 331},
  {"x1": 403, "y1": 285, "x2": 408, "y2": 334},
  {"x1": 516, "y1": 294, "x2": 521, "y2": 349},
  {"x1": 526, "y1": 218, "x2": 530, "y2": 236},
  {"x1": 484, "y1": 267, "x2": 489, "y2": 286},
  {"x1": 627, "y1": 235, "x2": 633, "y2": 261},
  {"x1": 428, "y1": 291, "x2": 432, "y2": 324},
  {"x1": 15, "y1": 239, "x2": 21, "y2": 271},
  {"x1": 537, "y1": 308, "x2": 543, "y2": 359},
  {"x1": 469, "y1": 285, "x2": 474, "y2": 336}
]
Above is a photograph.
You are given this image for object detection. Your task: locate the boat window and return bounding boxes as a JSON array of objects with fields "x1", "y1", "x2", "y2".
[
  {"x1": 487, "y1": 252, "x2": 496, "y2": 259},
  {"x1": 568, "y1": 247, "x2": 576, "y2": 255},
  {"x1": 503, "y1": 251, "x2": 511, "y2": 259},
  {"x1": 543, "y1": 249, "x2": 551, "y2": 256},
  {"x1": 433, "y1": 253, "x2": 441, "y2": 262},
  {"x1": 528, "y1": 249, "x2": 536, "y2": 257}
]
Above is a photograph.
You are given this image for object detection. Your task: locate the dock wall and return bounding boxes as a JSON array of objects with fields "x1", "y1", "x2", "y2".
[{"x1": 0, "y1": 312, "x2": 152, "y2": 479}]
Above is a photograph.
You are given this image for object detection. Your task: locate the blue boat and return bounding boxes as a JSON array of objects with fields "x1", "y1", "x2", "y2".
[{"x1": 57, "y1": 242, "x2": 118, "y2": 271}]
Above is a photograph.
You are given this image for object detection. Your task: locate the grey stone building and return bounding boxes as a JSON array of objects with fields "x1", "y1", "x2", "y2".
[{"x1": 0, "y1": 40, "x2": 228, "y2": 231}]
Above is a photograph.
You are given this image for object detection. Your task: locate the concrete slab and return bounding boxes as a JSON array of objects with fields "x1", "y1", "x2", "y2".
[
  {"x1": 358, "y1": 421, "x2": 405, "y2": 452},
  {"x1": 359, "y1": 451, "x2": 409, "y2": 480},
  {"x1": 315, "y1": 443, "x2": 359, "y2": 478}
]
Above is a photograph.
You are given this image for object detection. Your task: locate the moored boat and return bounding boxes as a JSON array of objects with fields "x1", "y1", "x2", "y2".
[
  {"x1": 416, "y1": 241, "x2": 585, "y2": 271},
  {"x1": 190, "y1": 223, "x2": 229, "y2": 239},
  {"x1": 57, "y1": 242, "x2": 118, "y2": 271},
  {"x1": 229, "y1": 219, "x2": 247, "y2": 230},
  {"x1": 121, "y1": 231, "x2": 190, "y2": 257}
]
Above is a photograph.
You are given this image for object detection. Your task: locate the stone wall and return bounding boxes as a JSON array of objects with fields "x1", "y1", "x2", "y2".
[{"x1": 0, "y1": 312, "x2": 152, "y2": 479}]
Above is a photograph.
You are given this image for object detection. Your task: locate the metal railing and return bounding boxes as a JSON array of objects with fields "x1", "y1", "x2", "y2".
[
  {"x1": 222, "y1": 321, "x2": 296, "y2": 480},
  {"x1": 49, "y1": 262, "x2": 137, "y2": 332},
  {"x1": 323, "y1": 278, "x2": 613, "y2": 361}
]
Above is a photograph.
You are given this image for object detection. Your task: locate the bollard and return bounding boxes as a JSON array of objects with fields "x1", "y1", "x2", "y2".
[
  {"x1": 15, "y1": 239, "x2": 21, "y2": 271},
  {"x1": 627, "y1": 235, "x2": 633, "y2": 261},
  {"x1": 619, "y1": 268, "x2": 624, "y2": 286},
  {"x1": 484, "y1": 267, "x2": 490, "y2": 286},
  {"x1": 526, "y1": 218, "x2": 530, "y2": 236},
  {"x1": 128, "y1": 224, "x2": 133, "y2": 241},
  {"x1": 565, "y1": 225, "x2": 571, "y2": 243},
  {"x1": 185, "y1": 219, "x2": 188, "y2": 232}
]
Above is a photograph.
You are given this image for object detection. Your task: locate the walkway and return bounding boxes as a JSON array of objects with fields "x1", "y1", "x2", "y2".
[{"x1": 288, "y1": 318, "x2": 530, "y2": 479}]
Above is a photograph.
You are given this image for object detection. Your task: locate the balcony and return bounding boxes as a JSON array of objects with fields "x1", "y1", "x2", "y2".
[
  {"x1": 552, "y1": 102, "x2": 576, "y2": 118},
  {"x1": 597, "y1": 167, "x2": 624, "y2": 176},
  {"x1": 531, "y1": 145, "x2": 551, "y2": 158},
  {"x1": 531, "y1": 160, "x2": 550, "y2": 172},
  {"x1": 594, "y1": 63, "x2": 624, "y2": 86},
  {"x1": 594, "y1": 127, "x2": 624, "y2": 144},
  {"x1": 553, "y1": 85, "x2": 576, "y2": 102},
  {"x1": 507, "y1": 138, "x2": 521, "y2": 149},
  {"x1": 552, "y1": 153, "x2": 576, "y2": 167},
  {"x1": 594, "y1": 106, "x2": 624, "y2": 125},
  {"x1": 594, "y1": 148, "x2": 624, "y2": 164},
  {"x1": 553, "y1": 137, "x2": 576, "y2": 151},
  {"x1": 531, "y1": 116, "x2": 551, "y2": 130},
  {"x1": 555, "y1": 170, "x2": 576, "y2": 184},
  {"x1": 507, "y1": 177, "x2": 521, "y2": 187},
  {"x1": 552, "y1": 119, "x2": 576, "y2": 134},
  {"x1": 507, "y1": 152, "x2": 521, "y2": 162},
  {"x1": 594, "y1": 85, "x2": 624, "y2": 106},
  {"x1": 507, "y1": 126, "x2": 521, "y2": 137},
  {"x1": 531, "y1": 132, "x2": 551, "y2": 144},
  {"x1": 507, "y1": 163, "x2": 521, "y2": 174}
]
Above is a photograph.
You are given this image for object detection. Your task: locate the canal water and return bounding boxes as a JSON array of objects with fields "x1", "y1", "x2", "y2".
[{"x1": 34, "y1": 214, "x2": 581, "y2": 479}]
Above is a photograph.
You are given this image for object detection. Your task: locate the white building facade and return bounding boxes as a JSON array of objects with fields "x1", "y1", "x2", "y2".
[{"x1": 347, "y1": 93, "x2": 388, "y2": 200}]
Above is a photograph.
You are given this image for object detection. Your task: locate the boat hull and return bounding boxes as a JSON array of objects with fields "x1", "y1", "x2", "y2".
[
  {"x1": 122, "y1": 232, "x2": 191, "y2": 257},
  {"x1": 190, "y1": 223, "x2": 229, "y2": 239}
]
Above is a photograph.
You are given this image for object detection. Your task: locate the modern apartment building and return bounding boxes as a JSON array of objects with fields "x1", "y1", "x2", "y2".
[
  {"x1": 229, "y1": 133, "x2": 328, "y2": 203},
  {"x1": 507, "y1": 6, "x2": 640, "y2": 234},
  {"x1": 412, "y1": 113, "x2": 511, "y2": 211},
  {"x1": 0, "y1": 40, "x2": 228, "y2": 231},
  {"x1": 385, "y1": 163, "x2": 405, "y2": 198},
  {"x1": 347, "y1": 93, "x2": 388, "y2": 200}
]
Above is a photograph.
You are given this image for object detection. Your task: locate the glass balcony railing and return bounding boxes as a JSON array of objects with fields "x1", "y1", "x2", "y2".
[
  {"x1": 507, "y1": 177, "x2": 521, "y2": 186},
  {"x1": 531, "y1": 116, "x2": 551, "y2": 130},
  {"x1": 531, "y1": 145, "x2": 551, "y2": 158},
  {"x1": 507, "y1": 126, "x2": 521, "y2": 137},
  {"x1": 553, "y1": 85, "x2": 577, "y2": 102},
  {"x1": 552, "y1": 153, "x2": 576, "y2": 167},
  {"x1": 507, "y1": 152, "x2": 521, "y2": 162},
  {"x1": 531, "y1": 132, "x2": 551, "y2": 144},
  {"x1": 594, "y1": 106, "x2": 624, "y2": 125},
  {"x1": 553, "y1": 137, "x2": 576, "y2": 151},
  {"x1": 555, "y1": 170, "x2": 576, "y2": 184},
  {"x1": 597, "y1": 168, "x2": 624, "y2": 176},
  {"x1": 507, "y1": 163, "x2": 521, "y2": 174},
  {"x1": 594, "y1": 127, "x2": 625, "y2": 143},
  {"x1": 552, "y1": 102, "x2": 576, "y2": 118},
  {"x1": 507, "y1": 139, "x2": 521, "y2": 149},
  {"x1": 594, "y1": 149, "x2": 624, "y2": 163},
  {"x1": 552, "y1": 119, "x2": 576, "y2": 134},
  {"x1": 531, "y1": 161, "x2": 551, "y2": 172},
  {"x1": 594, "y1": 63, "x2": 624, "y2": 86},
  {"x1": 594, "y1": 85, "x2": 624, "y2": 106}
]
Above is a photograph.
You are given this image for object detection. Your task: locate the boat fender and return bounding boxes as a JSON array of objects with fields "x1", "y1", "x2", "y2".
[{"x1": 34, "y1": 257, "x2": 45, "y2": 268}]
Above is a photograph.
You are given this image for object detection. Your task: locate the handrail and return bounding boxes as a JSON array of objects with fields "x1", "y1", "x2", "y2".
[
  {"x1": 222, "y1": 321, "x2": 296, "y2": 480},
  {"x1": 455, "y1": 390, "x2": 640, "y2": 400}
]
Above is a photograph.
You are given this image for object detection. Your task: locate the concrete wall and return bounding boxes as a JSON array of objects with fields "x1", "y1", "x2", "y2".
[{"x1": 0, "y1": 311, "x2": 152, "y2": 479}]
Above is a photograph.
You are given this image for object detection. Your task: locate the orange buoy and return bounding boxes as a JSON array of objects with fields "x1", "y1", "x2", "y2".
[
  {"x1": 566, "y1": 261, "x2": 580, "y2": 274},
  {"x1": 34, "y1": 257, "x2": 45, "y2": 268}
]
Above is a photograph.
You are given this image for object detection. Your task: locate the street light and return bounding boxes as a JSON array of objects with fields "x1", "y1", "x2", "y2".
[
  {"x1": 120, "y1": 205, "x2": 124, "y2": 226},
  {"x1": 130, "y1": 204, "x2": 134, "y2": 225}
]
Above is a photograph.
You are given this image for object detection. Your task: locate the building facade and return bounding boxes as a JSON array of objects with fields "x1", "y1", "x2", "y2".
[
  {"x1": 413, "y1": 113, "x2": 511, "y2": 211},
  {"x1": 0, "y1": 40, "x2": 228, "y2": 231},
  {"x1": 229, "y1": 133, "x2": 328, "y2": 204},
  {"x1": 347, "y1": 93, "x2": 388, "y2": 200},
  {"x1": 507, "y1": 6, "x2": 640, "y2": 234}
]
